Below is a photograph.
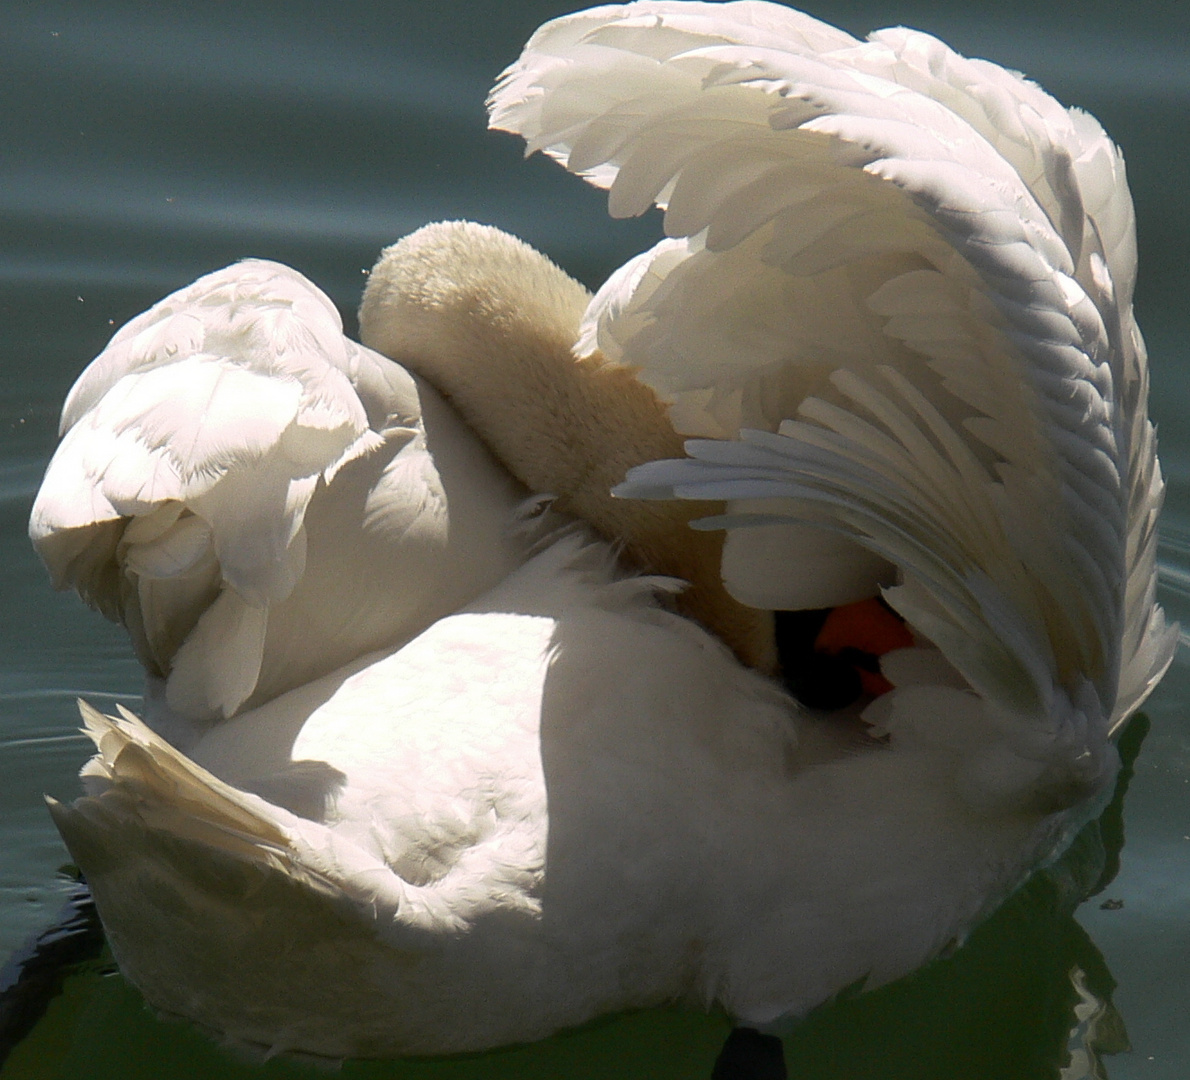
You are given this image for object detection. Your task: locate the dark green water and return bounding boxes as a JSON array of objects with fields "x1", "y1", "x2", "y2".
[{"x1": 1, "y1": 1, "x2": 1188, "y2": 1076}]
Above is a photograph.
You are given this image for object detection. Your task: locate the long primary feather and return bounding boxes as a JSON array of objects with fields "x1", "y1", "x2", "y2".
[{"x1": 490, "y1": 1, "x2": 1174, "y2": 764}]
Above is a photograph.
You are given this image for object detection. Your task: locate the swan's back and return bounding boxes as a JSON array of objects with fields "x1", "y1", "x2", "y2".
[
  {"x1": 48, "y1": 535, "x2": 781, "y2": 1054},
  {"x1": 30, "y1": 260, "x2": 530, "y2": 738},
  {"x1": 51, "y1": 526, "x2": 1081, "y2": 1055}
]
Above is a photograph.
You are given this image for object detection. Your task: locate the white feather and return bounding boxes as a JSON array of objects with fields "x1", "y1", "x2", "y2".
[
  {"x1": 492, "y1": 0, "x2": 1174, "y2": 741},
  {"x1": 51, "y1": 533, "x2": 1092, "y2": 1057},
  {"x1": 30, "y1": 260, "x2": 531, "y2": 729}
]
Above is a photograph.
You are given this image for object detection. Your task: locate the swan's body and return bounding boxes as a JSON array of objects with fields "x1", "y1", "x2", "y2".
[
  {"x1": 31, "y1": 0, "x2": 1174, "y2": 1064},
  {"x1": 51, "y1": 533, "x2": 1078, "y2": 1057}
]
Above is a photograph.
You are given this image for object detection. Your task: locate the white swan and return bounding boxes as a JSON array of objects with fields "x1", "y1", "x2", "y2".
[{"x1": 31, "y1": 0, "x2": 1174, "y2": 1065}]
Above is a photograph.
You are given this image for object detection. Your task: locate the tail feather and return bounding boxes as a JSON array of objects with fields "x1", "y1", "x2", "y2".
[
  {"x1": 65, "y1": 701, "x2": 309, "y2": 866},
  {"x1": 54, "y1": 702, "x2": 408, "y2": 921},
  {"x1": 46, "y1": 707, "x2": 399, "y2": 1058}
]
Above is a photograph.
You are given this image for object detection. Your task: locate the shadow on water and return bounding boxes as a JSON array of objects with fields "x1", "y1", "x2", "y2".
[
  {"x1": 0, "y1": 881, "x2": 104, "y2": 1063},
  {"x1": 0, "y1": 715, "x2": 1149, "y2": 1080}
]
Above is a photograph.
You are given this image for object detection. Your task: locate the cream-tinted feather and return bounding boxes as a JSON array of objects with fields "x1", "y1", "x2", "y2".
[{"x1": 360, "y1": 220, "x2": 775, "y2": 670}]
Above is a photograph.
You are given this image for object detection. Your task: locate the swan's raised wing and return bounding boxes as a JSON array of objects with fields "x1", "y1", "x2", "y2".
[
  {"x1": 31, "y1": 260, "x2": 527, "y2": 728},
  {"x1": 491, "y1": 3, "x2": 1173, "y2": 752}
]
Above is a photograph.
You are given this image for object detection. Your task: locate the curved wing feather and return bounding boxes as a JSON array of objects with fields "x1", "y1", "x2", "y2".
[
  {"x1": 490, "y1": 1, "x2": 1174, "y2": 739},
  {"x1": 30, "y1": 261, "x2": 528, "y2": 728}
]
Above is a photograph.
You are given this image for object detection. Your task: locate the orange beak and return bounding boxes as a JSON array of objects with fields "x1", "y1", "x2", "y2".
[{"x1": 813, "y1": 597, "x2": 915, "y2": 697}]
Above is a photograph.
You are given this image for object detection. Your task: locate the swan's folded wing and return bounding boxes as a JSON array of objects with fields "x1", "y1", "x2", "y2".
[
  {"x1": 28, "y1": 261, "x2": 393, "y2": 719},
  {"x1": 490, "y1": 2, "x2": 1175, "y2": 738}
]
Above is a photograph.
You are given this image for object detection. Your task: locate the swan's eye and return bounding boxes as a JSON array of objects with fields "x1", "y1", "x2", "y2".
[{"x1": 775, "y1": 598, "x2": 913, "y2": 710}]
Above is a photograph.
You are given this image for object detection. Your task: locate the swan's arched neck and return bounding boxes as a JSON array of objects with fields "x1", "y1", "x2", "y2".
[{"x1": 359, "y1": 220, "x2": 775, "y2": 671}]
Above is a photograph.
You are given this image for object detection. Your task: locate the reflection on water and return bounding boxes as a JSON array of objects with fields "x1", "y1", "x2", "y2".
[{"x1": 1063, "y1": 967, "x2": 1125, "y2": 1080}]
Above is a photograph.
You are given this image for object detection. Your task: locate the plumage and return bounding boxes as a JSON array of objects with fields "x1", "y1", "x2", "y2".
[
  {"x1": 30, "y1": 260, "x2": 530, "y2": 743},
  {"x1": 489, "y1": 0, "x2": 1176, "y2": 737},
  {"x1": 29, "y1": 0, "x2": 1175, "y2": 1065},
  {"x1": 49, "y1": 531, "x2": 1082, "y2": 1056}
]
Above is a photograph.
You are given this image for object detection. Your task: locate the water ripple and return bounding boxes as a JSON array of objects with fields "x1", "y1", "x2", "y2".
[
  {"x1": 5, "y1": 7, "x2": 490, "y2": 124},
  {"x1": 0, "y1": 733, "x2": 89, "y2": 752},
  {"x1": 0, "y1": 461, "x2": 46, "y2": 506},
  {"x1": 0, "y1": 690, "x2": 141, "y2": 706}
]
